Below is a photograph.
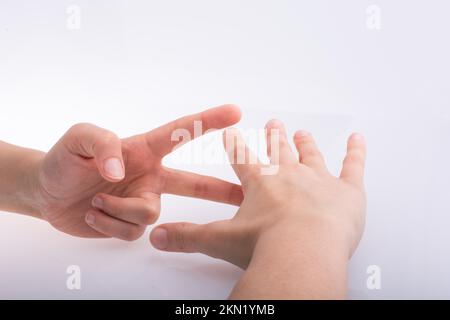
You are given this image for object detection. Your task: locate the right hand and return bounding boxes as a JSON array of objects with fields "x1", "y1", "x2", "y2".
[{"x1": 150, "y1": 119, "x2": 367, "y2": 268}]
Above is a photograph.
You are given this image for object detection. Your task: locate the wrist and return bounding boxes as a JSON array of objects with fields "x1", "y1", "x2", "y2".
[
  {"x1": 19, "y1": 150, "x2": 46, "y2": 219},
  {"x1": 0, "y1": 141, "x2": 47, "y2": 218},
  {"x1": 237, "y1": 215, "x2": 350, "y2": 299},
  {"x1": 257, "y1": 214, "x2": 352, "y2": 260}
]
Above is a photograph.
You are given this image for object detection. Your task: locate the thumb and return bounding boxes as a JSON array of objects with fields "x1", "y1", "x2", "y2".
[
  {"x1": 150, "y1": 221, "x2": 251, "y2": 269},
  {"x1": 63, "y1": 123, "x2": 125, "y2": 182},
  {"x1": 150, "y1": 221, "x2": 232, "y2": 258}
]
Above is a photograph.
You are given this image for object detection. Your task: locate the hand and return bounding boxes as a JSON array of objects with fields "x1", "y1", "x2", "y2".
[
  {"x1": 32, "y1": 105, "x2": 243, "y2": 240},
  {"x1": 150, "y1": 119, "x2": 367, "y2": 269}
]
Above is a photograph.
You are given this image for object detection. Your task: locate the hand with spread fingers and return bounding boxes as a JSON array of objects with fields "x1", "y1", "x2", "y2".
[
  {"x1": 150, "y1": 119, "x2": 367, "y2": 299},
  {"x1": 0, "y1": 105, "x2": 243, "y2": 241}
]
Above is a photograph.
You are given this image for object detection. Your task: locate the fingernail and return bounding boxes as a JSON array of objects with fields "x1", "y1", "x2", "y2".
[
  {"x1": 104, "y1": 158, "x2": 125, "y2": 179},
  {"x1": 152, "y1": 228, "x2": 168, "y2": 250},
  {"x1": 92, "y1": 197, "x2": 103, "y2": 209},
  {"x1": 266, "y1": 119, "x2": 283, "y2": 129},
  {"x1": 85, "y1": 213, "x2": 95, "y2": 225},
  {"x1": 351, "y1": 133, "x2": 365, "y2": 141},
  {"x1": 295, "y1": 130, "x2": 310, "y2": 137}
]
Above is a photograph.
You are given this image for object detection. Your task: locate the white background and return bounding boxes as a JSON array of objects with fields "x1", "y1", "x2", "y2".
[{"x1": 0, "y1": 0, "x2": 449, "y2": 299}]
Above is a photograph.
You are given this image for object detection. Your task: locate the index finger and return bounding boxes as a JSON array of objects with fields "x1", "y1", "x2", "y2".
[{"x1": 145, "y1": 104, "x2": 241, "y2": 158}]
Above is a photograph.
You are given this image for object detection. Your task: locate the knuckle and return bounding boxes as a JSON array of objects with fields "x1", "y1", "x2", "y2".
[
  {"x1": 71, "y1": 122, "x2": 92, "y2": 131},
  {"x1": 240, "y1": 167, "x2": 259, "y2": 183},
  {"x1": 67, "y1": 123, "x2": 93, "y2": 136},
  {"x1": 101, "y1": 130, "x2": 119, "y2": 143},
  {"x1": 301, "y1": 147, "x2": 323, "y2": 159},
  {"x1": 148, "y1": 215, "x2": 159, "y2": 225},
  {"x1": 194, "y1": 177, "x2": 208, "y2": 197},
  {"x1": 173, "y1": 223, "x2": 190, "y2": 251},
  {"x1": 278, "y1": 136, "x2": 289, "y2": 147},
  {"x1": 143, "y1": 200, "x2": 158, "y2": 214},
  {"x1": 122, "y1": 226, "x2": 145, "y2": 241},
  {"x1": 344, "y1": 152, "x2": 365, "y2": 166},
  {"x1": 269, "y1": 135, "x2": 287, "y2": 149},
  {"x1": 141, "y1": 203, "x2": 160, "y2": 225}
]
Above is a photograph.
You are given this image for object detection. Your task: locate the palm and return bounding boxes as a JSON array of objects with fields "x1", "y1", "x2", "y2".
[{"x1": 36, "y1": 105, "x2": 243, "y2": 239}]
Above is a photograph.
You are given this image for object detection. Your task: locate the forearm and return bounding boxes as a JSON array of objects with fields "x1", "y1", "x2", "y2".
[
  {"x1": 229, "y1": 217, "x2": 349, "y2": 300},
  {"x1": 0, "y1": 141, "x2": 45, "y2": 218}
]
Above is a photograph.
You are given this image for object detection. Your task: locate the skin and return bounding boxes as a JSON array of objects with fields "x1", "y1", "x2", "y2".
[
  {"x1": 0, "y1": 104, "x2": 243, "y2": 241},
  {"x1": 150, "y1": 119, "x2": 367, "y2": 299},
  {"x1": 0, "y1": 107, "x2": 366, "y2": 299}
]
